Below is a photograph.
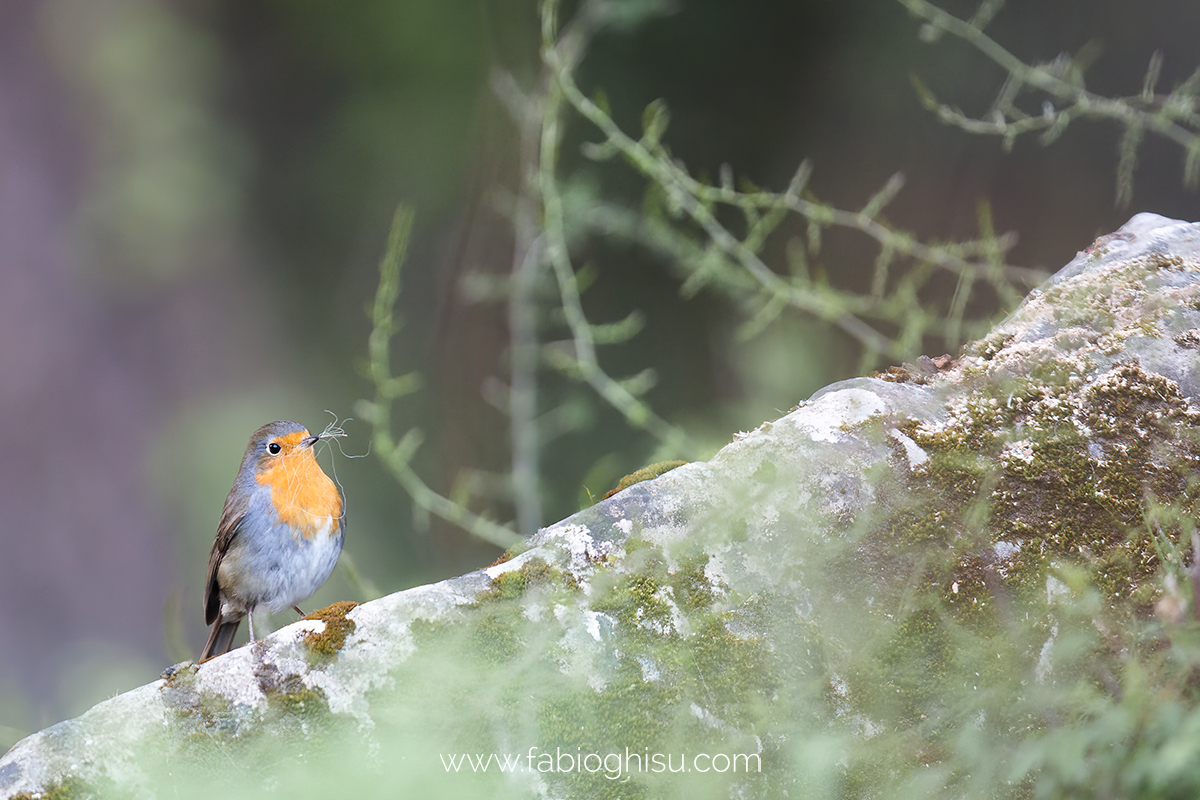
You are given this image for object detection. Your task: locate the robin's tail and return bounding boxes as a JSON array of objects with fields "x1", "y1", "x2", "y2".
[{"x1": 199, "y1": 619, "x2": 241, "y2": 662}]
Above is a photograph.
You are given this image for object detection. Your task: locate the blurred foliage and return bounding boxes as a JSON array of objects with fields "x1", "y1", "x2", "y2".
[
  {"x1": 355, "y1": 0, "x2": 1054, "y2": 541},
  {"x1": 357, "y1": 206, "x2": 522, "y2": 549},
  {"x1": 903, "y1": 0, "x2": 1200, "y2": 207}
]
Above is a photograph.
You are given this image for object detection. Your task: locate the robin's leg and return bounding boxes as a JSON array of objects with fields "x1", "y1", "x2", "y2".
[
  {"x1": 247, "y1": 611, "x2": 257, "y2": 642},
  {"x1": 292, "y1": 605, "x2": 305, "y2": 616}
]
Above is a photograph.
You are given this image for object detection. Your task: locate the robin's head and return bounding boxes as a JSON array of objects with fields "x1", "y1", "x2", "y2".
[{"x1": 243, "y1": 420, "x2": 323, "y2": 475}]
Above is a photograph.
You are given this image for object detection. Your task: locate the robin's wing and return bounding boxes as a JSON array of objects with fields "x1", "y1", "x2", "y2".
[{"x1": 204, "y1": 491, "x2": 249, "y2": 626}]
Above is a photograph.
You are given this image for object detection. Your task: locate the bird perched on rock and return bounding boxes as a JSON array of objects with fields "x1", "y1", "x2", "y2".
[{"x1": 200, "y1": 420, "x2": 345, "y2": 661}]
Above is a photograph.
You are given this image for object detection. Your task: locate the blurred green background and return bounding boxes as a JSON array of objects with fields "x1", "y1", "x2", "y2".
[{"x1": 3, "y1": 0, "x2": 1200, "y2": 750}]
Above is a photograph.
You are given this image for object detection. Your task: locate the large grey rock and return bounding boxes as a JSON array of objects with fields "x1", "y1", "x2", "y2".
[{"x1": 5, "y1": 213, "x2": 1200, "y2": 799}]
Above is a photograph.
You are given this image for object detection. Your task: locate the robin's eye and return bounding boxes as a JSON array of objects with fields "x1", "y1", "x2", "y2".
[{"x1": 267, "y1": 442, "x2": 282, "y2": 455}]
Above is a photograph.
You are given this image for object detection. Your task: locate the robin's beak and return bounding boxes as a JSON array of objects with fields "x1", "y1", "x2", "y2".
[{"x1": 300, "y1": 434, "x2": 322, "y2": 449}]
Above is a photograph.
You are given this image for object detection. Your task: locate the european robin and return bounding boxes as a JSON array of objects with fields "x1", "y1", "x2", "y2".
[{"x1": 200, "y1": 420, "x2": 346, "y2": 660}]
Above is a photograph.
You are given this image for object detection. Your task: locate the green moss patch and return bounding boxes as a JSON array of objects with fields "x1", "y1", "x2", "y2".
[
  {"x1": 302, "y1": 600, "x2": 359, "y2": 657},
  {"x1": 476, "y1": 556, "x2": 580, "y2": 604},
  {"x1": 886, "y1": 361, "x2": 1200, "y2": 620},
  {"x1": 603, "y1": 461, "x2": 687, "y2": 500}
]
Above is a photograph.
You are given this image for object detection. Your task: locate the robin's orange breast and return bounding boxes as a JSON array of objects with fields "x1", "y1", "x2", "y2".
[{"x1": 256, "y1": 447, "x2": 343, "y2": 537}]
